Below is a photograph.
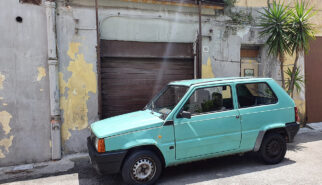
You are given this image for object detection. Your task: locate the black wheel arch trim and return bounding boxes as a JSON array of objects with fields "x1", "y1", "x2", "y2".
[{"x1": 253, "y1": 122, "x2": 299, "y2": 152}]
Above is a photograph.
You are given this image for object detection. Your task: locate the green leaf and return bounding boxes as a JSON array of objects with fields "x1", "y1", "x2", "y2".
[{"x1": 258, "y1": 1, "x2": 292, "y2": 57}]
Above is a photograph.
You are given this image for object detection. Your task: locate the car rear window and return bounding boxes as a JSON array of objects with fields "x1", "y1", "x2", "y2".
[{"x1": 236, "y1": 82, "x2": 278, "y2": 108}]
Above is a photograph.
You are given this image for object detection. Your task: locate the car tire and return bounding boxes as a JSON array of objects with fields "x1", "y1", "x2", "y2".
[
  {"x1": 121, "y1": 150, "x2": 162, "y2": 185},
  {"x1": 259, "y1": 133, "x2": 287, "y2": 164}
]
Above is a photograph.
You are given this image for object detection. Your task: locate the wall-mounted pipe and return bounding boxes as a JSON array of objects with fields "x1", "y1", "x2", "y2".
[
  {"x1": 198, "y1": 0, "x2": 202, "y2": 79},
  {"x1": 45, "y1": 0, "x2": 61, "y2": 160},
  {"x1": 95, "y1": 0, "x2": 102, "y2": 120}
]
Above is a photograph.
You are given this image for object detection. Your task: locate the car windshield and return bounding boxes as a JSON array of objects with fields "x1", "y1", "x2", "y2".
[{"x1": 146, "y1": 85, "x2": 189, "y2": 119}]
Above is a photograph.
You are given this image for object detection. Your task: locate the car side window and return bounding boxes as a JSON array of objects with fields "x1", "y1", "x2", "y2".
[
  {"x1": 182, "y1": 85, "x2": 234, "y2": 115},
  {"x1": 236, "y1": 82, "x2": 278, "y2": 108}
]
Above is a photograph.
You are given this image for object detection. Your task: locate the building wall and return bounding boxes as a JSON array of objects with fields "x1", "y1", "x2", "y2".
[
  {"x1": 0, "y1": 0, "x2": 319, "y2": 167},
  {"x1": 0, "y1": 0, "x2": 51, "y2": 166},
  {"x1": 55, "y1": 0, "x2": 322, "y2": 156},
  {"x1": 54, "y1": 0, "x2": 282, "y2": 155},
  {"x1": 56, "y1": 4, "x2": 98, "y2": 154}
]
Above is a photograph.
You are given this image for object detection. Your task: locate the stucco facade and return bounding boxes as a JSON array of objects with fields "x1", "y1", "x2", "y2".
[
  {"x1": 0, "y1": 0, "x2": 51, "y2": 166},
  {"x1": 0, "y1": 0, "x2": 318, "y2": 167}
]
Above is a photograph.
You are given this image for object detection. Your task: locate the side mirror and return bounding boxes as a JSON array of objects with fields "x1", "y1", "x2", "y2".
[{"x1": 179, "y1": 111, "x2": 191, "y2": 119}]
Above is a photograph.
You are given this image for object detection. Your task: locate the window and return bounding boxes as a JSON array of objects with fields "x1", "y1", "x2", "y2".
[
  {"x1": 148, "y1": 85, "x2": 189, "y2": 118},
  {"x1": 182, "y1": 85, "x2": 233, "y2": 115},
  {"x1": 236, "y1": 83, "x2": 278, "y2": 108}
]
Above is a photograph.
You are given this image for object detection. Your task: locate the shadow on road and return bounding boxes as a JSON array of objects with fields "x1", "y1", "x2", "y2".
[
  {"x1": 158, "y1": 153, "x2": 295, "y2": 185},
  {"x1": 287, "y1": 129, "x2": 322, "y2": 152},
  {"x1": 73, "y1": 153, "x2": 296, "y2": 185}
]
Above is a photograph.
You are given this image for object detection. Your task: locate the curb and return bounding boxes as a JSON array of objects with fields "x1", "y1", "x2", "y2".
[
  {"x1": 0, "y1": 153, "x2": 89, "y2": 183},
  {"x1": 298, "y1": 122, "x2": 322, "y2": 134}
]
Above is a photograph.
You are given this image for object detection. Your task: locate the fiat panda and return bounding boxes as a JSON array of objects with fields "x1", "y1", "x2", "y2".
[{"x1": 88, "y1": 77, "x2": 300, "y2": 185}]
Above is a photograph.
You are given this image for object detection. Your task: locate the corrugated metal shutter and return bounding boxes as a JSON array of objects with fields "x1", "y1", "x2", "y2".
[{"x1": 100, "y1": 40, "x2": 194, "y2": 118}]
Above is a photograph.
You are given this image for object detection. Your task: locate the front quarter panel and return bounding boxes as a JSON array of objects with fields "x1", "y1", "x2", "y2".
[{"x1": 104, "y1": 125, "x2": 175, "y2": 166}]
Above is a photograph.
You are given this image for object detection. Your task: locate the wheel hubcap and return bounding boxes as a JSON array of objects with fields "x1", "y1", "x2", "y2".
[
  {"x1": 266, "y1": 139, "x2": 282, "y2": 157},
  {"x1": 131, "y1": 157, "x2": 156, "y2": 182}
]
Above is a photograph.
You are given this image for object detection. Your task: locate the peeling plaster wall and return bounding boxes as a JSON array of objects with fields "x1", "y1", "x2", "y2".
[
  {"x1": 97, "y1": 4, "x2": 280, "y2": 81},
  {"x1": 56, "y1": 5, "x2": 99, "y2": 154},
  {"x1": 54, "y1": 3, "x2": 283, "y2": 155},
  {"x1": 0, "y1": 1, "x2": 51, "y2": 166}
]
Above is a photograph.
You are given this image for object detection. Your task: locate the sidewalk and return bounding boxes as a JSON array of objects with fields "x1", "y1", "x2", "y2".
[
  {"x1": 0, "y1": 153, "x2": 89, "y2": 183},
  {"x1": 298, "y1": 122, "x2": 322, "y2": 134},
  {"x1": 1, "y1": 122, "x2": 322, "y2": 184}
]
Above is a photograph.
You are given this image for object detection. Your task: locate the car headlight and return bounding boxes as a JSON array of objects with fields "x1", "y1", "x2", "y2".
[{"x1": 94, "y1": 137, "x2": 105, "y2": 153}]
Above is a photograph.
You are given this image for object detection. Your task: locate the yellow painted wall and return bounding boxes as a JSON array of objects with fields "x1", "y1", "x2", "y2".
[
  {"x1": 241, "y1": 59, "x2": 259, "y2": 77},
  {"x1": 236, "y1": 0, "x2": 322, "y2": 36},
  {"x1": 235, "y1": 0, "x2": 269, "y2": 7},
  {"x1": 0, "y1": 73, "x2": 14, "y2": 159},
  {"x1": 202, "y1": 57, "x2": 215, "y2": 79},
  {"x1": 59, "y1": 42, "x2": 97, "y2": 142}
]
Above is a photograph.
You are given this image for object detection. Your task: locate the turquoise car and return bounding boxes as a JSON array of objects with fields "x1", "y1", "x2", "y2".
[{"x1": 88, "y1": 77, "x2": 300, "y2": 185}]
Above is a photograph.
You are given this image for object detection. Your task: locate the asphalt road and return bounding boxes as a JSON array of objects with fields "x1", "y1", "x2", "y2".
[{"x1": 2, "y1": 128, "x2": 322, "y2": 185}]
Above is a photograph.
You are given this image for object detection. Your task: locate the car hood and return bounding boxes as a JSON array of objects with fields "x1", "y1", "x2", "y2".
[{"x1": 91, "y1": 110, "x2": 164, "y2": 138}]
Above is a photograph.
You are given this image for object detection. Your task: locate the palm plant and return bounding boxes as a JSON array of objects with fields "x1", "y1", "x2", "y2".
[
  {"x1": 258, "y1": 1, "x2": 291, "y2": 89},
  {"x1": 285, "y1": 67, "x2": 304, "y2": 94},
  {"x1": 288, "y1": 0, "x2": 315, "y2": 97}
]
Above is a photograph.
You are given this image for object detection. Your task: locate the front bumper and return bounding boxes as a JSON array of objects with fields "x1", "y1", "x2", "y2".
[
  {"x1": 285, "y1": 122, "x2": 300, "y2": 142},
  {"x1": 87, "y1": 137, "x2": 127, "y2": 174}
]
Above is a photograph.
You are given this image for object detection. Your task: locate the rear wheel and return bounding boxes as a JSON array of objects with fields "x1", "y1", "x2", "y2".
[
  {"x1": 122, "y1": 150, "x2": 162, "y2": 185},
  {"x1": 259, "y1": 133, "x2": 286, "y2": 164}
]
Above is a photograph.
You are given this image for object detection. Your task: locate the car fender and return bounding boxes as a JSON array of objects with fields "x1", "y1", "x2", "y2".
[
  {"x1": 122, "y1": 139, "x2": 167, "y2": 165},
  {"x1": 123, "y1": 139, "x2": 158, "y2": 149},
  {"x1": 253, "y1": 123, "x2": 286, "y2": 152}
]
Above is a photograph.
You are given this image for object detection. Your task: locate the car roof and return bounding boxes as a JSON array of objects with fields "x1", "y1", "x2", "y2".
[{"x1": 169, "y1": 77, "x2": 273, "y2": 87}]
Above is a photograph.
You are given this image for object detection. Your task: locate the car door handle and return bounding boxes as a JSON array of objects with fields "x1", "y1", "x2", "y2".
[{"x1": 236, "y1": 115, "x2": 240, "y2": 119}]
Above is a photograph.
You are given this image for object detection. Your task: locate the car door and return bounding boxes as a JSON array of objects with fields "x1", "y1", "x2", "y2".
[
  {"x1": 236, "y1": 82, "x2": 282, "y2": 150},
  {"x1": 174, "y1": 84, "x2": 241, "y2": 160}
]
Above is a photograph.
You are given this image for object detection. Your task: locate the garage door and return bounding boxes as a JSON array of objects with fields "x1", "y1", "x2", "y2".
[
  {"x1": 100, "y1": 40, "x2": 194, "y2": 118},
  {"x1": 305, "y1": 37, "x2": 322, "y2": 123}
]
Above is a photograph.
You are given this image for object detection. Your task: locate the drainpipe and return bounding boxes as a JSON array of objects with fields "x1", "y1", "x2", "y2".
[
  {"x1": 95, "y1": 0, "x2": 102, "y2": 120},
  {"x1": 198, "y1": 0, "x2": 202, "y2": 79},
  {"x1": 45, "y1": 0, "x2": 61, "y2": 160}
]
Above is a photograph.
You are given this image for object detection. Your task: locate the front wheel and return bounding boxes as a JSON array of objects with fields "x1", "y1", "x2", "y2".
[
  {"x1": 259, "y1": 133, "x2": 287, "y2": 164},
  {"x1": 122, "y1": 150, "x2": 162, "y2": 185}
]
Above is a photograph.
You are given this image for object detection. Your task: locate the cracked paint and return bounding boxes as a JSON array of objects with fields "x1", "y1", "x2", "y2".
[
  {"x1": 202, "y1": 57, "x2": 215, "y2": 78},
  {"x1": 0, "y1": 73, "x2": 5, "y2": 89},
  {"x1": 0, "y1": 136, "x2": 14, "y2": 158},
  {"x1": 0, "y1": 111, "x2": 13, "y2": 158},
  {"x1": 0, "y1": 111, "x2": 12, "y2": 135},
  {"x1": 59, "y1": 42, "x2": 97, "y2": 141},
  {"x1": 37, "y1": 67, "x2": 46, "y2": 81}
]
